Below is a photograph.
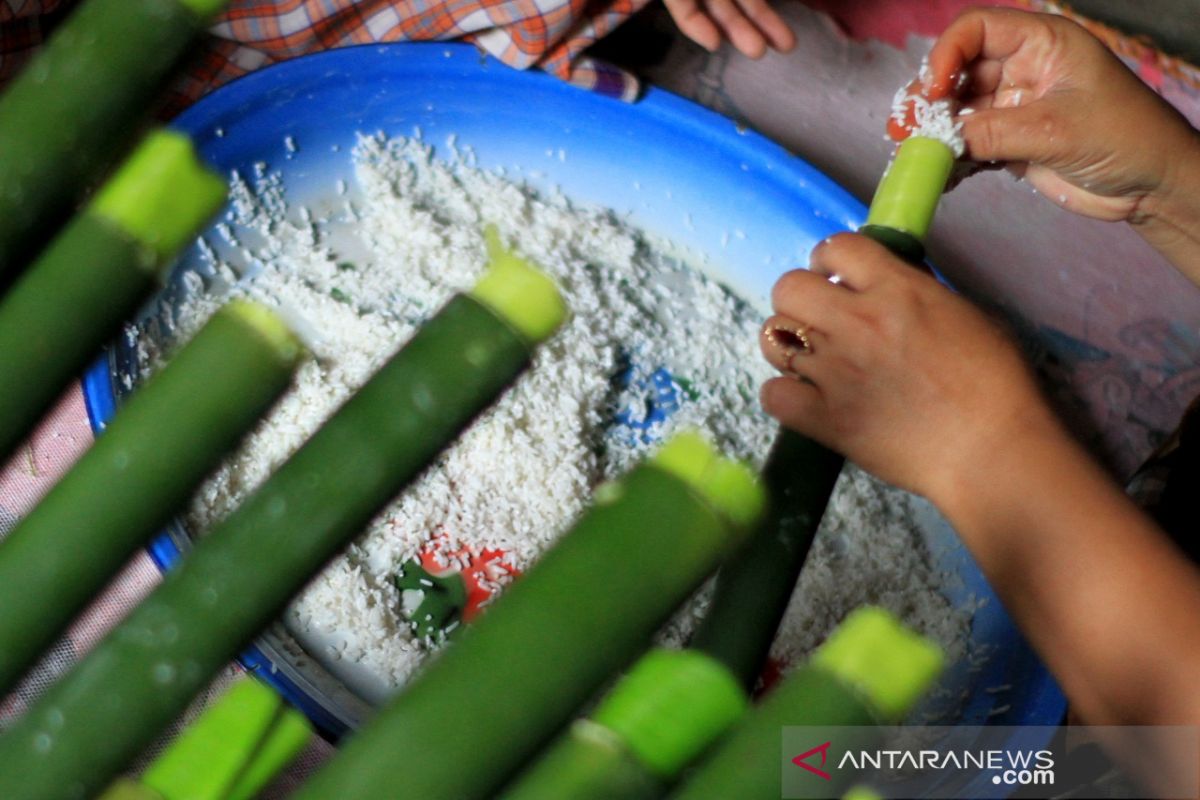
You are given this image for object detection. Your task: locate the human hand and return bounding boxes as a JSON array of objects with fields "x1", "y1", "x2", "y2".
[
  {"x1": 923, "y1": 8, "x2": 1200, "y2": 224},
  {"x1": 758, "y1": 233, "x2": 1060, "y2": 505},
  {"x1": 662, "y1": 0, "x2": 795, "y2": 59}
]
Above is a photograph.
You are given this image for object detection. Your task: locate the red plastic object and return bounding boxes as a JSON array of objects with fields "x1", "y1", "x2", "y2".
[{"x1": 419, "y1": 532, "x2": 520, "y2": 622}]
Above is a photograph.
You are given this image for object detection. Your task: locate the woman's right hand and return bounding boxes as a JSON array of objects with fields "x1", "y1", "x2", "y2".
[{"x1": 924, "y1": 7, "x2": 1200, "y2": 226}]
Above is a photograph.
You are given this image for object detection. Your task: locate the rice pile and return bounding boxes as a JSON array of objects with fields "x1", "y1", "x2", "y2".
[{"x1": 134, "y1": 132, "x2": 973, "y2": 692}]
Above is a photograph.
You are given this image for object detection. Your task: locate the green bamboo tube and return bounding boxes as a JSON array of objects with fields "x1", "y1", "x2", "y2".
[
  {"x1": 690, "y1": 429, "x2": 843, "y2": 690},
  {"x1": 97, "y1": 676, "x2": 310, "y2": 800},
  {"x1": 0, "y1": 300, "x2": 300, "y2": 694},
  {"x1": 501, "y1": 648, "x2": 746, "y2": 800},
  {"x1": 671, "y1": 608, "x2": 943, "y2": 800},
  {"x1": 293, "y1": 433, "x2": 766, "y2": 800},
  {"x1": 0, "y1": 256, "x2": 565, "y2": 800},
  {"x1": 0, "y1": 0, "x2": 228, "y2": 273},
  {"x1": 0, "y1": 129, "x2": 226, "y2": 462},
  {"x1": 861, "y1": 135, "x2": 956, "y2": 264},
  {"x1": 842, "y1": 785, "x2": 885, "y2": 800},
  {"x1": 95, "y1": 780, "x2": 161, "y2": 800},
  {"x1": 857, "y1": 224, "x2": 926, "y2": 265},
  {"x1": 137, "y1": 677, "x2": 311, "y2": 800},
  {"x1": 693, "y1": 138, "x2": 956, "y2": 687},
  {"x1": 591, "y1": 648, "x2": 746, "y2": 779},
  {"x1": 500, "y1": 721, "x2": 662, "y2": 800}
]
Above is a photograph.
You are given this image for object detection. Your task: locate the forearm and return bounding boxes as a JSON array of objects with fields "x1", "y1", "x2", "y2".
[
  {"x1": 932, "y1": 412, "x2": 1200, "y2": 729},
  {"x1": 1133, "y1": 128, "x2": 1200, "y2": 288}
]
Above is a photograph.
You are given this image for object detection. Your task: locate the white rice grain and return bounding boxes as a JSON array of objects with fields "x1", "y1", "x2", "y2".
[{"x1": 136, "y1": 133, "x2": 973, "y2": 692}]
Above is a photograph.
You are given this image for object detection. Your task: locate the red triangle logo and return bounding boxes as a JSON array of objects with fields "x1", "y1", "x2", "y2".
[{"x1": 792, "y1": 741, "x2": 833, "y2": 781}]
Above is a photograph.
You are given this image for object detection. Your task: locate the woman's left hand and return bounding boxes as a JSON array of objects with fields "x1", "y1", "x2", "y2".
[{"x1": 759, "y1": 232, "x2": 1057, "y2": 505}]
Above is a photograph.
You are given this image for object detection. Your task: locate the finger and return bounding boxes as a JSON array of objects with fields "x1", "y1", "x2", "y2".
[
  {"x1": 663, "y1": 0, "x2": 722, "y2": 52},
  {"x1": 807, "y1": 231, "x2": 901, "y2": 291},
  {"x1": 759, "y1": 376, "x2": 830, "y2": 439},
  {"x1": 1022, "y1": 163, "x2": 1077, "y2": 200},
  {"x1": 962, "y1": 59, "x2": 1003, "y2": 101},
  {"x1": 1005, "y1": 161, "x2": 1028, "y2": 180},
  {"x1": 958, "y1": 100, "x2": 1066, "y2": 165},
  {"x1": 770, "y1": 267, "x2": 855, "y2": 329},
  {"x1": 926, "y1": 7, "x2": 1044, "y2": 99},
  {"x1": 732, "y1": 0, "x2": 796, "y2": 52},
  {"x1": 804, "y1": 259, "x2": 849, "y2": 286},
  {"x1": 705, "y1": 0, "x2": 768, "y2": 59},
  {"x1": 1022, "y1": 164, "x2": 1135, "y2": 221}
]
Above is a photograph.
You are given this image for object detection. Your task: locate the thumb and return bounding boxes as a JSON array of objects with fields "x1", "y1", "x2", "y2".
[{"x1": 959, "y1": 101, "x2": 1066, "y2": 166}]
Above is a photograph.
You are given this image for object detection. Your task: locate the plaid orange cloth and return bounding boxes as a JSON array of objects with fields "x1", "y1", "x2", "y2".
[{"x1": 0, "y1": 0, "x2": 646, "y2": 109}]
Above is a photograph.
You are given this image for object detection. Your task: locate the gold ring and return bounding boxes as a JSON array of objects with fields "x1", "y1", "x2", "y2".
[
  {"x1": 763, "y1": 322, "x2": 814, "y2": 370},
  {"x1": 794, "y1": 326, "x2": 813, "y2": 354}
]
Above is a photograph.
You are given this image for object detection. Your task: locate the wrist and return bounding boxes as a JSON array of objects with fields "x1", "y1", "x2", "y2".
[
  {"x1": 1131, "y1": 128, "x2": 1200, "y2": 281},
  {"x1": 924, "y1": 400, "x2": 1200, "y2": 732},
  {"x1": 926, "y1": 401, "x2": 1075, "y2": 529}
]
